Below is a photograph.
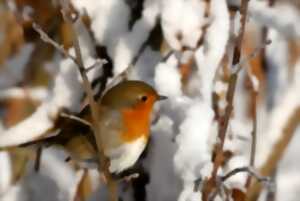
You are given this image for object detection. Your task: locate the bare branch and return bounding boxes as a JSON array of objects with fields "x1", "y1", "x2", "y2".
[
  {"x1": 33, "y1": 0, "x2": 118, "y2": 200},
  {"x1": 32, "y1": 23, "x2": 77, "y2": 64},
  {"x1": 59, "y1": 1, "x2": 118, "y2": 201},
  {"x1": 34, "y1": 145, "x2": 43, "y2": 172},
  {"x1": 203, "y1": 1, "x2": 251, "y2": 200},
  {"x1": 247, "y1": 107, "x2": 300, "y2": 201},
  {"x1": 161, "y1": 50, "x2": 175, "y2": 62},
  {"x1": 232, "y1": 0, "x2": 250, "y2": 66},
  {"x1": 245, "y1": 72, "x2": 259, "y2": 189},
  {"x1": 211, "y1": 0, "x2": 251, "y2": 179},
  {"x1": 59, "y1": 112, "x2": 92, "y2": 128},
  {"x1": 85, "y1": 59, "x2": 107, "y2": 73},
  {"x1": 234, "y1": 39, "x2": 272, "y2": 74},
  {"x1": 221, "y1": 167, "x2": 270, "y2": 184},
  {"x1": 117, "y1": 173, "x2": 140, "y2": 183},
  {"x1": 266, "y1": 170, "x2": 277, "y2": 201}
]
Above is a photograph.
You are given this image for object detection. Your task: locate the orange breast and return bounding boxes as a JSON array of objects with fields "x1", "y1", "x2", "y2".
[{"x1": 120, "y1": 101, "x2": 154, "y2": 142}]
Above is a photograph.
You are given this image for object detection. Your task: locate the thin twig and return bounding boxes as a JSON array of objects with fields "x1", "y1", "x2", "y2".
[
  {"x1": 60, "y1": 112, "x2": 92, "y2": 127},
  {"x1": 161, "y1": 50, "x2": 174, "y2": 62},
  {"x1": 221, "y1": 167, "x2": 270, "y2": 184},
  {"x1": 102, "y1": 65, "x2": 132, "y2": 95},
  {"x1": 247, "y1": 107, "x2": 300, "y2": 201},
  {"x1": 85, "y1": 59, "x2": 107, "y2": 73},
  {"x1": 58, "y1": 1, "x2": 118, "y2": 201},
  {"x1": 208, "y1": 166, "x2": 270, "y2": 201},
  {"x1": 71, "y1": 169, "x2": 86, "y2": 201},
  {"x1": 266, "y1": 169, "x2": 277, "y2": 201},
  {"x1": 117, "y1": 173, "x2": 140, "y2": 183},
  {"x1": 203, "y1": 1, "x2": 250, "y2": 200},
  {"x1": 34, "y1": 145, "x2": 43, "y2": 172},
  {"x1": 211, "y1": 0, "x2": 251, "y2": 179},
  {"x1": 32, "y1": 23, "x2": 77, "y2": 64},
  {"x1": 232, "y1": 0, "x2": 250, "y2": 66},
  {"x1": 245, "y1": 74, "x2": 258, "y2": 188},
  {"x1": 234, "y1": 39, "x2": 272, "y2": 74},
  {"x1": 208, "y1": 179, "x2": 231, "y2": 201}
]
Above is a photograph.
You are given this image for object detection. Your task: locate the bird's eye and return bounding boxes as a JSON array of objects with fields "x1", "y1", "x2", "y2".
[{"x1": 140, "y1": 95, "x2": 148, "y2": 102}]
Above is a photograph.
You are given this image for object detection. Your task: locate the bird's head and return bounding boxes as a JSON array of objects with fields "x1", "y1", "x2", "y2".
[{"x1": 101, "y1": 80, "x2": 167, "y2": 110}]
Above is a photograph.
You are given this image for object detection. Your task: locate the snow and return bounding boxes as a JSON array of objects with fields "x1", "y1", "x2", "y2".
[
  {"x1": 265, "y1": 28, "x2": 289, "y2": 108},
  {"x1": 249, "y1": 2, "x2": 300, "y2": 38},
  {"x1": 0, "y1": 20, "x2": 100, "y2": 147},
  {"x1": 249, "y1": 73, "x2": 260, "y2": 92},
  {"x1": 257, "y1": 59, "x2": 300, "y2": 167},
  {"x1": 0, "y1": 151, "x2": 12, "y2": 195},
  {"x1": 154, "y1": 55, "x2": 182, "y2": 97},
  {"x1": 146, "y1": 115, "x2": 181, "y2": 201},
  {"x1": 195, "y1": 0, "x2": 229, "y2": 103},
  {"x1": 73, "y1": 0, "x2": 159, "y2": 75},
  {"x1": 174, "y1": 102, "x2": 216, "y2": 198},
  {"x1": 161, "y1": 0, "x2": 206, "y2": 50},
  {"x1": 1, "y1": 0, "x2": 300, "y2": 200},
  {"x1": 113, "y1": 0, "x2": 160, "y2": 74},
  {"x1": 0, "y1": 87, "x2": 48, "y2": 101}
]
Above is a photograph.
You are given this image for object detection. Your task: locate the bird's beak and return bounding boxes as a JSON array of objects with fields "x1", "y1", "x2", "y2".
[{"x1": 158, "y1": 95, "x2": 168, "y2": 101}]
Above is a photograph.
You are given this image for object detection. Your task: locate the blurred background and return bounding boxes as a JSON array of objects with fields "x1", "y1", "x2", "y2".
[{"x1": 0, "y1": 0, "x2": 300, "y2": 201}]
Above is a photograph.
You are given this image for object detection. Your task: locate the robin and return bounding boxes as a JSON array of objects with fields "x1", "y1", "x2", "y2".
[{"x1": 23, "y1": 80, "x2": 167, "y2": 174}]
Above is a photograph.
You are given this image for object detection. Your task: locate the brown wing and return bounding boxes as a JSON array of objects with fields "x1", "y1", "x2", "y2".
[{"x1": 97, "y1": 107, "x2": 124, "y2": 154}]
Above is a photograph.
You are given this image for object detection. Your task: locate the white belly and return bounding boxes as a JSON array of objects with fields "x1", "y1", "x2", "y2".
[{"x1": 106, "y1": 136, "x2": 147, "y2": 174}]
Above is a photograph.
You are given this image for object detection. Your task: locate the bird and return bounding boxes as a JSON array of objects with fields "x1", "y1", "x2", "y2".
[{"x1": 23, "y1": 80, "x2": 167, "y2": 174}]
